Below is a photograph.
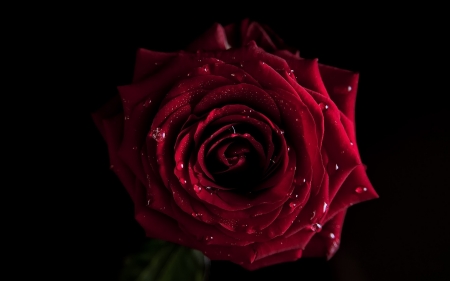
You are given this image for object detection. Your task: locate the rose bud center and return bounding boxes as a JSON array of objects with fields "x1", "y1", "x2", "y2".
[{"x1": 201, "y1": 120, "x2": 283, "y2": 193}]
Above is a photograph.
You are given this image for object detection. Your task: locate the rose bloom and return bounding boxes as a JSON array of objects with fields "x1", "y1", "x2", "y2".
[{"x1": 92, "y1": 19, "x2": 378, "y2": 270}]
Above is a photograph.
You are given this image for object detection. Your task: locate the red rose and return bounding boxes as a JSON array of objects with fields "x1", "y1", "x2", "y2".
[{"x1": 92, "y1": 19, "x2": 378, "y2": 270}]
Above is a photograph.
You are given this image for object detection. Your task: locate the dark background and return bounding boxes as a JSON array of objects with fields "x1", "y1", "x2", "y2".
[{"x1": 43, "y1": 5, "x2": 448, "y2": 281}]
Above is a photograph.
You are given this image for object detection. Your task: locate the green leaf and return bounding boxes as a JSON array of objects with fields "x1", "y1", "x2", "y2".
[{"x1": 120, "y1": 240, "x2": 209, "y2": 281}]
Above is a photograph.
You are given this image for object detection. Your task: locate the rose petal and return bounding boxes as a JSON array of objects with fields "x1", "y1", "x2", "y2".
[
  {"x1": 302, "y1": 210, "x2": 346, "y2": 259},
  {"x1": 318, "y1": 63, "x2": 359, "y2": 122},
  {"x1": 187, "y1": 23, "x2": 231, "y2": 52},
  {"x1": 132, "y1": 48, "x2": 177, "y2": 83}
]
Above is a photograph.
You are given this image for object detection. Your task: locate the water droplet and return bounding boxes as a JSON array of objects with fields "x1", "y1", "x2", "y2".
[
  {"x1": 279, "y1": 129, "x2": 285, "y2": 135},
  {"x1": 335, "y1": 164, "x2": 339, "y2": 170},
  {"x1": 132, "y1": 146, "x2": 137, "y2": 150},
  {"x1": 287, "y1": 147, "x2": 290, "y2": 151},
  {"x1": 310, "y1": 211, "x2": 316, "y2": 220},
  {"x1": 192, "y1": 212, "x2": 197, "y2": 217},
  {"x1": 147, "y1": 199, "x2": 152, "y2": 206},
  {"x1": 310, "y1": 223, "x2": 322, "y2": 232},
  {"x1": 231, "y1": 73, "x2": 235, "y2": 77},
  {"x1": 295, "y1": 118, "x2": 298, "y2": 121},
  {"x1": 348, "y1": 86, "x2": 352, "y2": 91},
  {"x1": 205, "y1": 186, "x2": 212, "y2": 190},
  {"x1": 350, "y1": 141, "x2": 354, "y2": 146},
  {"x1": 180, "y1": 178, "x2": 187, "y2": 185},
  {"x1": 152, "y1": 128, "x2": 166, "y2": 142},
  {"x1": 355, "y1": 186, "x2": 367, "y2": 193},
  {"x1": 176, "y1": 161, "x2": 184, "y2": 170},
  {"x1": 124, "y1": 115, "x2": 130, "y2": 120},
  {"x1": 329, "y1": 233, "x2": 335, "y2": 239},
  {"x1": 323, "y1": 202, "x2": 328, "y2": 213},
  {"x1": 319, "y1": 103, "x2": 329, "y2": 110},
  {"x1": 289, "y1": 202, "x2": 296, "y2": 208},
  {"x1": 194, "y1": 185, "x2": 202, "y2": 193},
  {"x1": 143, "y1": 99, "x2": 152, "y2": 107}
]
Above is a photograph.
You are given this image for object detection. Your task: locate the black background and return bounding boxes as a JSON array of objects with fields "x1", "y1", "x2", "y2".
[{"x1": 39, "y1": 4, "x2": 449, "y2": 281}]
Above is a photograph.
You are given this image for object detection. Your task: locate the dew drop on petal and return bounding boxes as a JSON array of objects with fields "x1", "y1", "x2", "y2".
[
  {"x1": 335, "y1": 164, "x2": 339, "y2": 170},
  {"x1": 194, "y1": 185, "x2": 202, "y2": 193},
  {"x1": 180, "y1": 178, "x2": 187, "y2": 185},
  {"x1": 152, "y1": 128, "x2": 166, "y2": 142},
  {"x1": 143, "y1": 99, "x2": 152, "y2": 107},
  {"x1": 176, "y1": 161, "x2": 184, "y2": 170},
  {"x1": 348, "y1": 86, "x2": 352, "y2": 91},
  {"x1": 329, "y1": 233, "x2": 335, "y2": 239},
  {"x1": 319, "y1": 103, "x2": 329, "y2": 111},
  {"x1": 310, "y1": 223, "x2": 322, "y2": 232},
  {"x1": 350, "y1": 141, "x2": 354, "y2": 146},
  {"x1": 323, "y1": 202, "x2": 328, "y2": 213},
  {"x1": 289, "y1": 202, "x2": 296, "y2": 208},
  {"x1": 355, "y1": 186, "x2": 368, "y2": 193}
]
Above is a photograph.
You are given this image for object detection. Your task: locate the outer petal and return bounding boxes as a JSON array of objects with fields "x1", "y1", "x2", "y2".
[
  {"x1": 187, "y1": 23, "x2": 231, "y2": 51},
  {"x1": 302, "y1": 210, "x2": 346, "y2": 259},
  {"x1": 318, "y1": 64, "x2": 359, "y2": 122}
]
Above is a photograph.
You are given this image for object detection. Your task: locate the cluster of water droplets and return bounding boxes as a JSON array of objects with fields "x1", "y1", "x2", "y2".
[{"x1": 151, "y1": 128, "x2": 166, "y2": 142}]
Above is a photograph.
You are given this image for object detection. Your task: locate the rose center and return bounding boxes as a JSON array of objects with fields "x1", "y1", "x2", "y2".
[{"x1": 206, "y1": 133, "x2": 264, "y2": 191}]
